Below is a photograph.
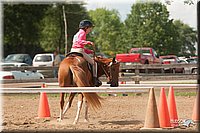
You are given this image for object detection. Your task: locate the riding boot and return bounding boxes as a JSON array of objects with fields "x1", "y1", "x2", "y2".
[{"x1": 94, "y1": 77, "x2": 102, "y2": 87}]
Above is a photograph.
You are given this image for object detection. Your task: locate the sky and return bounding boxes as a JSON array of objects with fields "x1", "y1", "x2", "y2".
[{"x1": 84, "y1": 0, "x2": 197, "y2": 29}]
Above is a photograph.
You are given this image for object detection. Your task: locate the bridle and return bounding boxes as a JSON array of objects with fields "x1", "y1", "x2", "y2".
[
  {"x1": 92, "y1": 45, "x2": 115, "y2": 83},
  {"x1": 98, "y1": 61, "x2": 116, "y2": 83}
]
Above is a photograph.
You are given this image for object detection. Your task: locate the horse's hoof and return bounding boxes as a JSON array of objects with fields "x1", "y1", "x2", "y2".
[
  {"x1": 84, "y1": 119, "x2": 89, "y2": 123},
  {"x1": 73, "y1": 121, "x2": 78, "y2": 125},
  {"x1": 57, "y1": 118, "x2": 62, "y2": 122}
]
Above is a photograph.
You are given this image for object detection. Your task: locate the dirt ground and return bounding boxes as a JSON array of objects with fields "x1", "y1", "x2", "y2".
[{"x1": 1, "y1": 87, "x2": 199, "y2": 132}]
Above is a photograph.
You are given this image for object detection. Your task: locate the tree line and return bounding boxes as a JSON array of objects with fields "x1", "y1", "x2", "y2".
[{"x1": 3, "y1": 2, "x2": 197, "y2": 58}]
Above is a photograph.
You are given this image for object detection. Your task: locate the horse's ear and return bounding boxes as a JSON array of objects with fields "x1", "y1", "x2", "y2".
[{"x1": 112, "y1": 57, "x2": 116, "y2": 63}]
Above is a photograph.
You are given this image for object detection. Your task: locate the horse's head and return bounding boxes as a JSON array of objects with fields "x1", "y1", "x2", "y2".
[{"x1": 95, "y1": 56, "x2": 120, "y2": 87}]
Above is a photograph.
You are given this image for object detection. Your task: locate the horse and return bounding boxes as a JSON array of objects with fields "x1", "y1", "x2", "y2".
[{"x1": 57, "y1": 53, "x2": 120, "y2": 124}]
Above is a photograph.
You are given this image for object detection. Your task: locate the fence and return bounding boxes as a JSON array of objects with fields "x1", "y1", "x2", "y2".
[
  {"x1": 1, "y1": 63, "x2": 197, "y2": 84},
  {"x1": 2, "y1": 83, "x2": 198, "y2": 93},
  {"x1": 2, "y1": 63, "x2": 197, "y2": 73}
]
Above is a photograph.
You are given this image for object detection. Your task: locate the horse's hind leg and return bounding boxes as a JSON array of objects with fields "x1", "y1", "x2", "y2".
[
  {"x1": 84, "y1": 100, "x2": 89, "y2": 122},
  {"x1": 58, "y1": 93, "x2": 76, "y2": 122},
  {"x1": 73, "y1": 93, "x2": 83, "y2": 124},
  {"x1": 57, "y1": 93, "x2": 65, "y2": 122},
  {"x1": 63, "y1": 93, "x2": 76, "y2": 115}
]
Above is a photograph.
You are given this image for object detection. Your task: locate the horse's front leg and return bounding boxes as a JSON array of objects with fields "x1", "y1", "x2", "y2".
[
  {"x1": 57, "y1": 93, "x2": 65, "y2": 122},
  {"x1": 73, "y1": 93, "x2": 83, "y2": 124},
  {"x1": 84, "y1": 100, "x2": 89, "y2": 122}
]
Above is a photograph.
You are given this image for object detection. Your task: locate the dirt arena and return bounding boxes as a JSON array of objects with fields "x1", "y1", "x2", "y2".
[{"x1": 1, "y1": 87, "x2": 199, "y2": 132}]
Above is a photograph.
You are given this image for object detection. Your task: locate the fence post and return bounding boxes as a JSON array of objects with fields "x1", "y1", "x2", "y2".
[{"x1": 135, "y1": 65, "x2": 140, "y2": 84}]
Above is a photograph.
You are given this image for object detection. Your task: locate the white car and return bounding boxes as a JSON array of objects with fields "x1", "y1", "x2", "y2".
[
  {"x1": 33, "y1": 53, "x2": 54, "y2": 67},
  {"x1": 0, "y1": 71, "x2": 44, "y2": 80},
  {"x1": 32, "y1": 53, "x2": 65, "y2": 78},
  {"x1": 0, "y1": 62, "x2": 44, "y2": 80},
  {"x1": 0, "y1": 62, "x2": 30, "y2": 67}
]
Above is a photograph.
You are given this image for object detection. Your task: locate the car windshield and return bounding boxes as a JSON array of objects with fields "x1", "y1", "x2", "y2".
[
  {"x1": 35, "y1": 55, "x2": 52, "y2": 62},
  {"x1": 5, "y1": 54, "x2": 24, "y2": 62}
]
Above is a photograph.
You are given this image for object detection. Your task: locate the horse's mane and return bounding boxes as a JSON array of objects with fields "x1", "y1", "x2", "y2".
[{"x1": 94, "y1": 56, "x2": 112, "y2": 64}]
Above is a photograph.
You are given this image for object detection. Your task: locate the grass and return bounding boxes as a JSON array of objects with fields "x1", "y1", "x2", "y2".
[
  {"x1": 174, "y1": 92, "x2": 197, "y2": 96},
  {"x1": 2, "y1": 90, "x2": 197, "y2": 98}
]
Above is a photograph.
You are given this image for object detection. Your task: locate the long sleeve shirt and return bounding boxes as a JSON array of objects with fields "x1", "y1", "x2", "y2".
[{"x1": 72, "y1": 29, "x2": 93, "y2": 54}]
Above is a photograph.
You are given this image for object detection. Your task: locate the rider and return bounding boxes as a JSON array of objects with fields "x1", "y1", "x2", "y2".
[{"x1": 70, "y1": 20, "x2": 102, "y2": 87}]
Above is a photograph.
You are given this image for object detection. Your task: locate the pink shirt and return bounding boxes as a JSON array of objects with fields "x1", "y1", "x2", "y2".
[{"x1": 72, "y1": 29, "x2": 93, "y2": 54}]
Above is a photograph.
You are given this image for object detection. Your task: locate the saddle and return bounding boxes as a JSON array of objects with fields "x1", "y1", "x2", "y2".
[
  {"x1": 65, "y1": 52, "x2": 83, "y2": 58},
  {"x1": 66, "y1": 52, "x2": 93, "y2": 73}
]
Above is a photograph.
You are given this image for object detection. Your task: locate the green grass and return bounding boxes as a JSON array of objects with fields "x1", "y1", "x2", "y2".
[
  {"x1": 98, "y1": 93, "x2": 143, "y2": 96},
  {"x1": 174, "y1": 92, "x2": 196, "y2": 96},
  {"x1": 3, "y1": 91, "x2": 197, "y2": 98}
]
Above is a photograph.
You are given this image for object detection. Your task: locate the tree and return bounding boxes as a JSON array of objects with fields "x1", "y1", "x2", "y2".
[
  {"x1": 173, "y1": 20, "x2": 197, "y2": 56},
  {"x1": 123, "y1": 2, "x2": 181, "y2": 55},
  {"x1": 39, "y1": 4, "x2": 89, "y2": 54},
  {"x1": 88, "y1": 8, "x2": 123, "y2": 56},
  {"x1": 3, "y1": 4, "x2": 48, "y2": 57},
  {"x1": 3, "y1": 3, "x2": 89, "y2": 57}
]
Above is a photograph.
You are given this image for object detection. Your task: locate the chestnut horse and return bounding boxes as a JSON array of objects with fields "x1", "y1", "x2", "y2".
[{"x1": 57, "y1": 53, "x2": 120, "y2": 124}]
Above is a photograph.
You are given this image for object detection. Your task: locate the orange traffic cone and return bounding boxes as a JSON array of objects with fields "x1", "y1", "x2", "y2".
[
  {"x1": 37, "y1": 83, "x2": 50, "y2": 118},
  {"x1": 38, "y1": 92, "x2": 50, "y2": 118},
  {"x1": 168, "y1": 86, "x2": 178, "y2": 127},
  {"x1": 158, "y1": 87, "x2": 172, "y2": 128},
  {"x1": 192, "y1": 88, "x2": 200, "y2": 122},
  {"x1": 141, "y1": 88, "x2": 160, "y2": 130}
]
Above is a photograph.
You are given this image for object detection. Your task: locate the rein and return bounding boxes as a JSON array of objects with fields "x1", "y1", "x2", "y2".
[
  {"x1": 93, "y1": 45, "x2": 111, "y2": 81},
  {"x1": 99, "y1": 63, "x2": 111, "y2": 81}
]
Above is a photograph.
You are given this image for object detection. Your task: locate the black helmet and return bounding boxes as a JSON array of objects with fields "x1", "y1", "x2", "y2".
[{"x1": 79, "y1": 20, "x2": 94, "y2": 29}]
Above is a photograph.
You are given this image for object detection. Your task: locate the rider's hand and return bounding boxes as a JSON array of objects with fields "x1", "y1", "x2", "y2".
[{"x1": 91, "y1": 42, "x2": 94, "y2": 46}]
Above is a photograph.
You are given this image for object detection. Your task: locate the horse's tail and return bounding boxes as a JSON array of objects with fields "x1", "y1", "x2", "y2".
[
  {"x1": 69, "y1": 65, "x2": 103, "y2": 110},
  {"x1": 82, "y1": 92, "x2": 103, "y2": 110}
]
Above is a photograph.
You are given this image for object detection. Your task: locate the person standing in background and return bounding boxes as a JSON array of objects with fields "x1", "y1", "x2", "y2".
[{"x1": 53, "y1": 50, "x2": 61, "y2": 78}]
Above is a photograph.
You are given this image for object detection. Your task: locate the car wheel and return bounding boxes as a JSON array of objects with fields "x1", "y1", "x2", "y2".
[
  {"x1": 120, "y1": 73, "x2": 125, "y2": 77},
  {"x1": 192, "y1": 68, "x2": 197, "y2": 74},
  {"x1": 182, "y1": 68, "x2": 185, "y2": 73}
]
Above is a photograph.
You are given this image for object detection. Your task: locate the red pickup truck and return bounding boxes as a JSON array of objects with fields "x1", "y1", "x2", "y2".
[{"x1": 116, "y1": 47, "x2": 162, "y2": 64}]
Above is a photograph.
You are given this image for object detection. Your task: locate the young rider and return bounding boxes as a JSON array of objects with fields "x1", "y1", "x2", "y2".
[{"x1": 70, "y1": 20, "x2": 102, "y2": 87}]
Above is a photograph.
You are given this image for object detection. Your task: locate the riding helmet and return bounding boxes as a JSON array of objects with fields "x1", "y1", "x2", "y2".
[{"x1": 79, "y1": 20, "x2": 94, "y2": 29}]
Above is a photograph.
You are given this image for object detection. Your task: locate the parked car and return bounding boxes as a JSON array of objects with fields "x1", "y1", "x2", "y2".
[
  {"x1": 116, "y1": 47, "x2": 161, "y2": 64},
  {"x1": 178, "y1": 56, "x2": 197, "y2": 74},
  {"x1": 186, "y1": 56, "x2": 197, "y2": 64},
  {"x1": 0, "y1": 71, "x2": 44, "y2": 80},
  {"x1": 0, "y1": 62, "x2": 29, "y2": 67},
  {"x1": 116, "y1": 47, "x2": 162, "y2": 73},
  {"x1": 0, "y1": 62, "x2": 44, "y2": 80},
  {"x1": 160, "y1": 55, "x2": 185, "y2": 73},
  {"x1": 4, "y1": 54, "x2": 32, "y2": 66},
  {"x1": 32, "y1": 53, "x2": 65, "y2": 78}
]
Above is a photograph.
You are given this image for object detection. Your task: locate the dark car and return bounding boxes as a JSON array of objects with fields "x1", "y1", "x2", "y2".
[{"x1": 4, "y1": 54, "x2": 33, "y2": 66}]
